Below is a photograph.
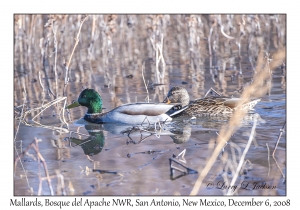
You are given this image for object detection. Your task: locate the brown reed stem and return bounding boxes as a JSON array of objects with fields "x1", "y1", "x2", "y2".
[
  {"x1": 63, "y1": 15, "x2": 89, "y2": 96},
  {"x1": 38, "y1": 71, "x2": 45, "y2": 92},
  {"x1": 15, "y1": 137, "x2": 54, "y2": 195},
  {"x1": 272, "y1": 121, "x2": 286, "y2": 157},
  {"x1": 220, "y1": 24, "x2": 235, "y2": 40},
  {"x1": 266, "y1": 143, "x2": 270, "y2": 176},
  {"x1": 55, "y1": 170, "x2": 66, "y2": 195},
  {"x1": 17, "y1": 96, "x2": 69, "y2": 134},
  {"x1": 51, "y1": 19, "x2": 58, "y2": 98},
  {"x1": 271, "y1": 121, "x2": 286, "y2": 179},
  {"x1": 272, "y1": 155, "x2": 285, "y2": 179},
  {"x1": 141, "y1": 62, "x2": 149, "y2": 102},
  {"x1": 39, "y1": 33, "x2": 55, "y2": 99},
  {"x1": 91, "y1": 15, "x2": 96, "y2": 39},
  {"x1": 208, "y1": 26, "x2": 214, "y2": 56},
  {"x1": 150, "y1": 35, "x2": 165, "y2": 84},
  {"x1": 226, "y1": 114, "x2": 258, "y2": 195},
  {"x1": 14, "y1": 79, "x2": 31, "y2": 189},
  {"x1": 32, "y1": 138, "x2": 54, "y2": 195},
  {"x1": 190, "y1": 49, "x2": 285, "y2": 195}
]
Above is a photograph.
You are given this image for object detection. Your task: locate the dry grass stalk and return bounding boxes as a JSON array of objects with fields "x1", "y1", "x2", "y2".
[
  {"x1": 272, "y1": 153, "x2": 285, "y2": 179},
  {"x1": 39, "y1": 33, "x2": 55, "y2": 99},
  {"x1": 14, "y1": 79, "x2": 31, "y2": 190},
  {"x1": 38, "y1": 172, "x2": 67, "y2": 195},
  {"x1": 68, "y1": 180, "x2": 75, "y2": 195},
  {"x1": 51, "y1": 137, "x2": 71, "y2": 160},
  {"x1": 13, "y1": 14, "x2": 286, "y2": 195},
  {"x1": 272, "y1": 121, "x2": 286, "y2": 157},
  {"x1": 220, "y1": 24, "x2": 235, "y2": 40},
  {"x1": 55, "y1": 170, "x2": 67, "y2": 195},
  {"x1": 38, "y1": 70, "x2": 45, "y2": 92},
  {"x1": 141, "y1": 62, "x2": 150, "y2": 102},
  {"x1": 37, "y1": 71, "x2": 46, "y2": 107},
  {"x1": 266, "y1": 143, "x2": 271, "y2": 176},
  {"x1": 50, "y1": 18, "x2": 59, "y2": 98},
  {"x1": 14, "y1": 79, "x2": 26, "y2": 141},
  {"x1": 190, "y1": 48, "x2": 285, "y2": 195},
  {"x1": 17, "y1": 97, "x2": 69, "y2": 133},
  {"x1": 60, "y1": 97, "x2": 68, "y2": 127},
  {"x1": 270, "y1": 122, "x2": 286, "y2": 179},
  {"x1": 226, "y1": 114, "x2": 258, "y2": 195},
  {"x1": 208, "y1": 18, "x2": 217, "y2": 56},
  {"x1": 63, "y1": 15, "x2": 89, "y2": 96},
  {"x1": 14, "y1": 137, "x2": 54, "y2": 195},
  {"x1": 150, "y1": 34, "x2": 166, "y2": 84}
]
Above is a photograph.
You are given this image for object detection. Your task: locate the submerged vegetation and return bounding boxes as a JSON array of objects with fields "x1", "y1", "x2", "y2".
[{"x1": 14, "y1": 14, "x2": 286, "y2": 195}]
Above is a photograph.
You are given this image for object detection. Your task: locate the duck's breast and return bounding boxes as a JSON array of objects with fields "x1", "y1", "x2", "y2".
[
  {"x1": 103, "y1": 111, "x2": 172, "y2": 124},
  {"x1": 115, "y1": 103, "x2": 175, "y2": 116}
]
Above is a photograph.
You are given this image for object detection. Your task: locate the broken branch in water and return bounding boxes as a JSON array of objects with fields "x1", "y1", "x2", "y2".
[
  {"x1": 272, "y1": 121, "x2": 286, "y2": 157},
  {"x1": 270, "y1": 122, "x2": 286, "y2": 180}
]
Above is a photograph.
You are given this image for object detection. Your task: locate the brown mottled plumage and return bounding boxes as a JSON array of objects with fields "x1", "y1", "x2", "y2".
[{"x1": 163, "y1": 86, "x2": 260, "y2": 118}]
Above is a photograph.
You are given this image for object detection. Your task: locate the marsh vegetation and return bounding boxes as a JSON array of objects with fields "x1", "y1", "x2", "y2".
[{"x1": 14, "y1": 14, "x2": 286, "y2": 195}]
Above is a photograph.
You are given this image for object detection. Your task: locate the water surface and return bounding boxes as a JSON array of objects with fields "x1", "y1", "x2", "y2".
[{"x1": 14, "y1": 14, "x2": 286, "y2": 196}]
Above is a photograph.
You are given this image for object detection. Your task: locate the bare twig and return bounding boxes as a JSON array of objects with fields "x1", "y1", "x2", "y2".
[
  {"x1": 204, "y1": 87, "x2": 222, "y2": 98},
  {"x1": 190, "y1": 49, "x2": 285, "y2": 195},
  {"x1": 220, "y1": 25, "x2": 235, "y2": 39},
  {"x1": 51, "y1": 18, "x2": 58, "y2": 98},
  {"x1": 266, "y1": 143, "x2": 270, "y2": 176},
  {"x1": 208, "y1": 21, "x2": 216, "y2": 56},
  {"x1": 141, "y1": 62, "x2": 149, "y2": 102},
  {"x1": 14, "y1": 79, "x2": 31, "y2": 190},
  {"x1": 15, "y1": 138, "x2": 54, "y2": 195},
  {"x1": 272, "y1": 121, "x2": 286, "y2": 157},
  {"x1": 150, "y1": 34, "x2": 165, "y2": 84},
  {"x1": 270, "y1": 122, "x2": 286, "y2": 179},
  {"x1": 38, "y1": 71, "x2": 45, "y2": 92},
  {"x1": 16, "y1": 97, "x2": 69, "y2": 134},
  {"x1": 63, "y1": 15, "x2": 89, "y2": 96},
  {"x1": 226, "y1": 114, "x2": 258, "y2": 195},
  {"x1": 55, "y1": 170, "x2": 66, "y2": 195},
  {"x1": 272, "y1": 155, "x2": 285, "y2": 179}
]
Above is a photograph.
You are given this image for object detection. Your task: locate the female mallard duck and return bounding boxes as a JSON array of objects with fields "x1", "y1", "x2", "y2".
[
  {"x1": 163, "y1": 86, "x2": 260, "y2": 118},
  {"x1": 66, "y1": 88, "x2": 175, "y2": 124}
]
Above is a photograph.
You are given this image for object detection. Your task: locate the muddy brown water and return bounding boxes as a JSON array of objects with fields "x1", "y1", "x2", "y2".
[{"x1": 14, "y1": 14, "x2": 286, "y2": 196}]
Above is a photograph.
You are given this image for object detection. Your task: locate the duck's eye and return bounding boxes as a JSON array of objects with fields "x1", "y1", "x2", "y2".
[{"x1": 83, "y1": 95, "x2": 86, "y2": 98}]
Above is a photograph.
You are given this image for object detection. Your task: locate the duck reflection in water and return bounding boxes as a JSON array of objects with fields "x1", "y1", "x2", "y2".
[
  {"x1": 120, "y1": 123, "x2": 192, "y2": 145},
  {"x1": 169, "y1": 124, "x2": 192, "y2": 144},
  {"x1": 72, "y1": 118, "x2": 193, "y2": 148},
  {"x1": 69, "y1": 124, "x2": 105, "y2": 156}
]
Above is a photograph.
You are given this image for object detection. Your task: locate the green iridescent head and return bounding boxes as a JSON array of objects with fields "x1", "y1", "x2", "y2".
[{"x1": 66, "y1": 88, "x2": 103, "y2": 114}]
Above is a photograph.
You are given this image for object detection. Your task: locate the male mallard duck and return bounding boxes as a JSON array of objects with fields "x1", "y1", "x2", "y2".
[
  {"x1": 66, "y1": 88, "x2": 175, "y2": 124},
  {"x1": 69, "y1": 124, "x2": 105, "y2": 156},
  {"x1": 163, "y1": 86, "x2": 260, "y2": 118}
]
